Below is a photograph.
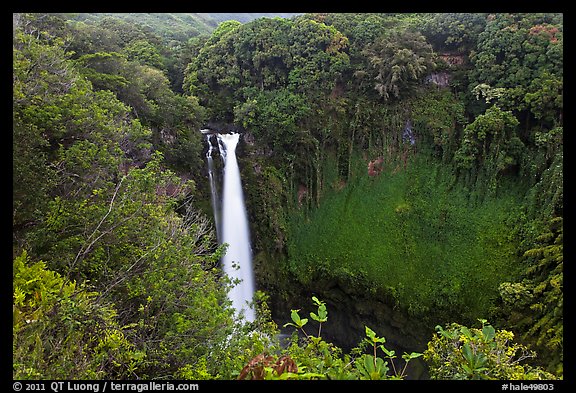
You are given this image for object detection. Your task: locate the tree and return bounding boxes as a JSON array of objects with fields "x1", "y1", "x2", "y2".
[
  {"x1": 13, "y1": 27, "x2": 148, "y2": 235},
  {"x1": 287, "y1": 18, "x2": 350, "y2": 97},
  {"x1": 418, "y1": 13, "x2": 488, "y2": 54},
  {"x1": 454, "y1": 105, "x2": 521, "y2": 196},
  {"x1": 362, "y1": 30, "x2": 436, "y2": 101},
  {"x1": 122, "y1": 39, "x2": 165, "y2": 70},
  {"x1": 469, "y1": 13, "x2": 562, "y2": 120}
]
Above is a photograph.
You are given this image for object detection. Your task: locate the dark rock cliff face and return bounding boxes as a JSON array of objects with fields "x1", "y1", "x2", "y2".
[
  {"x1": 254, "y1": 250, "x2": 432, "y2": 380},
  {"x1": 204, "y1": 121, "x2": 245, "y2": 135}
]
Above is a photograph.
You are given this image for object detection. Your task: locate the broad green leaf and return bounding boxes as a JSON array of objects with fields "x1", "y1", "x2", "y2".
[
  {"x1": 402, "y1": 352, "x2": 423, "y2": 361},
  {"x1": 379, "y1": 345, "x2": 395, "y2": 358},
  {"x1": 363, "y1": 354, "x2": 375, "y2": 372},
  {"x1": 290, "y1": 309, "x2": 302, "y2": 324},
  {"x1": 482, "y1": 325, "x2": 496, "y2": 342},
  {"x1": 462, "y1": 342, "x2": 475, "y2": 365},
  {"x1": 365, "y1": 326, "x2": 376, "y2": 340},
  {"x1": 460, "y1": 326, "x2": 473, "y2": 340}
]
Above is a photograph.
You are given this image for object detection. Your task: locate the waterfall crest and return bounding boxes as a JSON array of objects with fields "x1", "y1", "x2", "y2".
[{"x1": 206, "y1": 132, "x2": 256, "y2": 322}]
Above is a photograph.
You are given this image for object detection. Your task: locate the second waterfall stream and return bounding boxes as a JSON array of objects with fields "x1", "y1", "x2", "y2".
[{"x1": 206, "y1": 132, "x2": 256, "y2": 323}]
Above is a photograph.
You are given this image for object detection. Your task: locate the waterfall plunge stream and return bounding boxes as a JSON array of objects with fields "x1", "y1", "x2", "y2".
[{"x1": 205, "y1": 132, "x2": 256, "y2": 322}]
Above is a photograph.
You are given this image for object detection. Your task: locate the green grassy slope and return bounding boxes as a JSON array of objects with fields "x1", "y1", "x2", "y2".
[{"x1": 287, "y1": 153, "x2": 525, "y2": 323}]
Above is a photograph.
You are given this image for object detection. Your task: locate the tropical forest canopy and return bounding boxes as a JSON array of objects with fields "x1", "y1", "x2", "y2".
[{"x1": 13, "y1": 12, "x2": 562, "y2": 381}]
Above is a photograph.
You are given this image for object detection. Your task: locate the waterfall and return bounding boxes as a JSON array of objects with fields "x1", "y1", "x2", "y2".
[
  {"x1": 205, "y1": 134, "x2": 221, "y2": 241},
  {"x1": 206, "y1": 132, "x2": 256, "y2": 322}
]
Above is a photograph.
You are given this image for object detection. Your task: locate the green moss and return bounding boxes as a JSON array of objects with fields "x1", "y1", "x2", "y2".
[{"x1": 286, "y1": 154, "x2": 525, "y2": 324}]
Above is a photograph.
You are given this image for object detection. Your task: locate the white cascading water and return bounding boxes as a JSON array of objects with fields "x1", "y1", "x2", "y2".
[
  {"x1": 205, "y1": 134, "x2": 221, "y2": 241},
  {"x1": 207, "y1": 132, "x2": 256, "y2": 322}
]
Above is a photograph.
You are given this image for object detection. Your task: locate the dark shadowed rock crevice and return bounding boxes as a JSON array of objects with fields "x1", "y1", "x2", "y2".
[{"x1": 254, "y1": 250, "x2": 432, "y2": 379}]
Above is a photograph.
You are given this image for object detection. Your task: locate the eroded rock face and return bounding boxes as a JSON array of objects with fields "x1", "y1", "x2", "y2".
[{"x1": 425, "y1": 72, "x2": 451, "y2": 88}]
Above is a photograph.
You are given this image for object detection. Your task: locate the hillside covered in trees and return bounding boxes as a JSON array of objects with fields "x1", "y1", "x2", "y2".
[{"x1": 13, "y1": 12, "x2": 562, "y2": 381}]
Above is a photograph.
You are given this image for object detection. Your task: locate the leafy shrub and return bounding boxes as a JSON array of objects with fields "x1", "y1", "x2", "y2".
[
  {"x1": 13, "y1": 251, "x2": 143, "y2": 379},
  {"x1": 424, "y1": 320, "x2": 557, "y2": 380}
]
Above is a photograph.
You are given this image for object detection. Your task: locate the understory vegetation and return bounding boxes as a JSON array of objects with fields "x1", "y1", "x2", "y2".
[{"x1": 13, "y1": 12, "x2": 562, "y2": 380}]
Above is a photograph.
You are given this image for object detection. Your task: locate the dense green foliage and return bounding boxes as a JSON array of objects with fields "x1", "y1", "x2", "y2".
[
  {"x1": 68, "y1": 13, "x2": 218, "y2": 45},
  {"x1": 14, "y1": 12, "x2": 562, "y2": 380},
  {"x1": 287, "y1": 154, "x2": 525, "y2": 322},
  {"x1": 13, "y1": 250, "x2": 143, "y2": 379},
  {"x1": 424, "y1": 320, "x2": 556, "y2": 379},
  {"x1": 494, "y1": 216, "x2": 563, "y2": 375},
  {"x1": 69, "y1": 13, "x2": 302, "y2": 46}
]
